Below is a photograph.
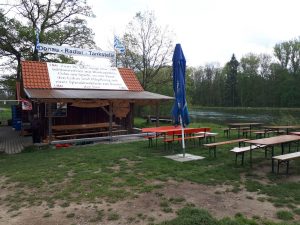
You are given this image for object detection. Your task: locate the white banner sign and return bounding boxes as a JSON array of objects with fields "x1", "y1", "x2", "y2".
[
  {"x1": 37, "y1": 43, "x2": 115, "y2": 59},
  {"x1": 47, "y1": 63, "x2": 128, "y2": 90}
]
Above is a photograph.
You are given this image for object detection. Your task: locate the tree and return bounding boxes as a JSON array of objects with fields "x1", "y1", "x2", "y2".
[
  {"x1": 0, "y1": 0, "x2": 95, "y2": 81},
  {"x1": 117, "y1": 10, "x2": 174, "y2": 90},
  {"x1": 274, "y1": 38, "x2": 300, "y2": 74},
  {"x1": 225, "y1": 54, "x2": 239, "y2": 107}
]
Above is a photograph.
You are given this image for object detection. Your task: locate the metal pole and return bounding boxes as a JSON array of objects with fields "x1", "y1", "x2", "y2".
[{"x1": 180, "y1": 115, "x2": 185, "y2": 157}]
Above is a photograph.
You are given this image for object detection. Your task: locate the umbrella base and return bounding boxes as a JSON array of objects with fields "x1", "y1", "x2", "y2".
[{"x1": 164, "y1": 153, "x2": 205, "y2": 162}]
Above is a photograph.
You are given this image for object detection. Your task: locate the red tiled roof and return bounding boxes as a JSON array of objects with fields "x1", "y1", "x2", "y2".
[
  {"x1": 21, "y1": 61, "x2": 144, "y2": 91},
  {"x1": 21, "y1": 61, "x2": 51, "y2": 89},
  {"x1": 118, "y1": 68, "x2": 143, "y2": 91}
]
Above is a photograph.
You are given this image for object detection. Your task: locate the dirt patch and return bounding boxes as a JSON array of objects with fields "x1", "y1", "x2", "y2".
[{"x1": 0, "y1": 179, "x2": 294, "y2": 225}]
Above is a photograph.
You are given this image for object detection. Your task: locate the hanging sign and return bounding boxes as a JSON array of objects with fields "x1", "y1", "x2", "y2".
[
  {"x1": 37, "y1": 43, "x2": 115, "y2": 59},
  {"x1": 21, "y1": 99, "x2": 32, "y2": 111},
  {"x1": 47, "y1": 63, "x2": 128, "y2": 90}
]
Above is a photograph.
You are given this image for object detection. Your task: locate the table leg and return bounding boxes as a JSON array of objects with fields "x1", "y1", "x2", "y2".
[
  {"x1": 271, "y1": 146, "x2": 274, "y2": 173},
  {"x1": 250, "y1": 144, "x2": 252, "y2": 167},
  {"x1": 281, "y1": 143, "x2": 284, "y2": 154}
]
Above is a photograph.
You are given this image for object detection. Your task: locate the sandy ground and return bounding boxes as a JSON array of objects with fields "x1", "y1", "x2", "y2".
[{"x1": 1, "y1": 178, "x2": 299, "y2": 225}]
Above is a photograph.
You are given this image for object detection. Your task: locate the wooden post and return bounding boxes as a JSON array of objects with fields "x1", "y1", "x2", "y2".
[
  {"x1": 155, "y1": 102, "x2": 160, "y2": 127},
  {"x1": 128, "y1": 103, "x2": 134, "y2": 133},
  {"x1": 109, "y1": 101, "x2": 113, "y2": 142},
  {"x1": 47, "y1": 103, "x2": 52, "y2": 144}
]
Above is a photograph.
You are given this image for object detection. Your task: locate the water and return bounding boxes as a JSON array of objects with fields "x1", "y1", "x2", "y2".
[{"x1": 189, "y1": 107, "x2": 300, "y2": 125}]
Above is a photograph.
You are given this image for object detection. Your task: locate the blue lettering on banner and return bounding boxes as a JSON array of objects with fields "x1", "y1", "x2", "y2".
[{"x1": 37, "y1": 43, "x2": 115, "y2": 59}]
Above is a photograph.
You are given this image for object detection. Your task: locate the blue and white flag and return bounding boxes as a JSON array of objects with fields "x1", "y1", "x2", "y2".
[{"x1": 114, "y1": 35, "x2": 125, "y2": 54}]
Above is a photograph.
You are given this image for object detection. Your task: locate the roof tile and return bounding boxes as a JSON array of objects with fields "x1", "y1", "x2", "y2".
[
  {"x1": 21, "y1": 61, "x2": 144, "y2": 91},
  {"x1": 21, "y1": 61, "x2": 51, "y2": 89},
  {"x1": 118, "y1": 68, "x2": 144, "y2": 91}
]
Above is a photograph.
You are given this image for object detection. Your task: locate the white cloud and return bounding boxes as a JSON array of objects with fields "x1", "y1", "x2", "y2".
[{"x1": 83, "y1": 0, "x2": 300, "y2": 67}]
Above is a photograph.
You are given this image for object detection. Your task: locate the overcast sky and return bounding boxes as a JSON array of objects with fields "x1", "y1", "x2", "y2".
[{"x1": 86, "y1": 0, "x2": 300, "y2": 67}]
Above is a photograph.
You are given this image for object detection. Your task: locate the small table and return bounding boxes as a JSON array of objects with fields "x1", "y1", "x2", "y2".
[
  {"x1": 228, "y1": 122, "x2": 263, "y2": 138},
  {"x1": 244, "y1": 135, "x2": 300, "y2": 172}
]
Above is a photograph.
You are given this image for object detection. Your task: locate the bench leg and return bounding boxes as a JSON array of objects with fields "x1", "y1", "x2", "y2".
[
  {"x1": 240, "y1": 152, "x2": 245, "y2": 165},
  {"x1": 271, "y1": 146, "x2": 274, "y2": 173},
  {"x1": 265, "y1": 148, "x2": 267, "y2": 158},
  {"x1": 250, "y1": 149, "x2": 252, "y2": 167},
  {"x1": 209, "y1": 147, "x2": 216, "y2": 157},
  {"x1": 277, "y1": 160, "x2": 290, "y2": 175},
  {"x1": 148, "y1": 138, "x2": 153, "y2": 147}
]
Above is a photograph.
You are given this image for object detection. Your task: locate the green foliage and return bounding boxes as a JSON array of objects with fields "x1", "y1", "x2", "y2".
[
  {"x1": 1, "y1": 124, "x2": 300, "y2": 224},
  {"x1": 276, "y1": 210, "x2": 294, "y2": 220},
  {"x1": 159, "y1": 207, "x2": 217, "y2": 225},
  {"x1": 293, "y1": 208, "x2": 300, "y2": 215},
  {"x1": 107, "y1": 212, "x2": 120, "y2": 221},
  {"x1": 225, "y1": 54, "x2": 239, "y2": 107},
  {"x1": 0, "y1": 0, "x2": 95, "y2": 80},
  {"x1": 189, "y1": 37, "x2": 300, "y2": 107},
  {"x1": 0, "y1": 107, "x2": 12, "y2": 122},
  {"x1": 158, "y1": 207, "x2": 299, "y2": 225}
]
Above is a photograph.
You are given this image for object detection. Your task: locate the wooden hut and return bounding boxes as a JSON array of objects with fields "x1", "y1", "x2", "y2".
[{"x1": 20, "y1": 61, "x2": 173, "y2": 143}]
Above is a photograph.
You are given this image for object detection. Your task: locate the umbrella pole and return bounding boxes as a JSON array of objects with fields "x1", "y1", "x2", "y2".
[{"x1": 179, "y1": 115, "x2": 186, "y2": 157}]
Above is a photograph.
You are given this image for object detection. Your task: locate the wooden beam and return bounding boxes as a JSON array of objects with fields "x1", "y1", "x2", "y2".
[
  {"x1": 101, "y1": 106, "x2": 109, "y2": 115},
  {"x1": 109, "y1": 101, "x2": 113, "y2": 142},
  {"x1": 155, "y1": 102, "x2": 160, "y2": 127},
  {"x1": 47, "y1": 103, "x2": 53, "y2": 144}
]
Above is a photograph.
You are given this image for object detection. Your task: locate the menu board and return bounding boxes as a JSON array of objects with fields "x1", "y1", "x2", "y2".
[{"x1": 47, "y1": 63, "x2": 128, "y2": 90}]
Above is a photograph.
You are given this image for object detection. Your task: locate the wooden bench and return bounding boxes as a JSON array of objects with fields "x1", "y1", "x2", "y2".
[
  {"x1": 230, "y1": 144, "x2": 267, "y2": 165},
  {"x1": 223, "y1": 127, "x2": 247, "y2": 138},
  {"x1": 241, "y1": 129, "x2": 261, "y2": 138},
  {"x1": 203, "y1": 139, "x2": 249, "y2": 157},
  {"x1": 196, "y1": 132, "x2": 218, "y2": 143},
  {"x1": 223, "y1": 128, "x2": 238, "y2": 138},
  {"x1": 272, "y1": 151, "x2": 300, "y2": 174},
  {"x1": 163, "y1": 128, "x2": 210, "y2": 149},
  {"x1": 55, "y1": 130, "x2": 128, "y2": 140},
  {"x1": 252, "y1": 130, "x2": 285, "y2": 138},
  {"x1": 143, "y1": 133, "x2": 164, "y2": 147},
  {"x1": 164, "y1": 134, "x2": 205, "y2": 143}
]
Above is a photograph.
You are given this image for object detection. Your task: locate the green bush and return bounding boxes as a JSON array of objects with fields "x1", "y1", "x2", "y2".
[{"x1": 276, "y1": 210, "x2": 294, "y2": 220}]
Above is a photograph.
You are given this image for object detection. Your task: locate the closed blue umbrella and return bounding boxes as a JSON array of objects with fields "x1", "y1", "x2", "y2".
[{"x1": 172, "y1": 44, "x2": 190, "y2": 157}]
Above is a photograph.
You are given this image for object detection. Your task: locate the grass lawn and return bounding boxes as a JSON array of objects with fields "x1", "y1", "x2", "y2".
[
  {"x1": 0, "y1": 106, "x2": 11, "y2": 125},
  {"x1": 0, "y1": 122, "x2": 300, "y2": 224}
]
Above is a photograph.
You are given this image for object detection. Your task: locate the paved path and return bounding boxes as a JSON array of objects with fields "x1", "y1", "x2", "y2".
[{"x1": 0, "y1": 126, "x2": 32, "y2": 154}]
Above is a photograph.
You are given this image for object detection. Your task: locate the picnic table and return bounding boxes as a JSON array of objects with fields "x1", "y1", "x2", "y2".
[
  {"x1": 227, "y1": 122, "x2": 263, "y2": 138},
  {"x1": 141, "y1": 126, "x2": 210, "y2": 148},
  {"x1": 263, "y1": 125, "x2": 300, "y2": 134},
  {"x1": 244, "y1": 135, "x2": 300, "y2": 172}
]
